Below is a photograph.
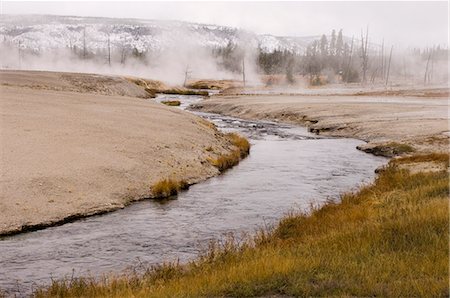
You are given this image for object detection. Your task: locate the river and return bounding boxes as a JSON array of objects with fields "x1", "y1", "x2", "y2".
[{"x1": 0, "y1": 94, "x2": 387, "y2": 296}]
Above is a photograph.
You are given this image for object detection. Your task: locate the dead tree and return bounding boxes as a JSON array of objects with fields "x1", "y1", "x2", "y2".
[
  {"x1": 370, "y1": 67, "x2": 379, "y2": 84},
  {"x1": 18, "y1": 40, "x2": 22, "y2": 69},
  {"x1": 183, "y1": 65, "x2": 191, "y2": 87},
  {"x1": 107, "y1": 34, "x2": 111, "y2": 66},
  {"x1": 360, "y1": 26, "x2": 369, "y2": 84},
  {"x1": 120, "y1": 43, "x2": 127, "y2": 64},
  {"x1": 424, "y1": 50, "x2": 432, "y2": 85},
  {"x1": 344, "y1": 36, "x2": 354, "y2": 83},
  {"x1": 429, "y1": 50, "x2": 434, "y2": 83},
  {"x1": 381, "y1": 39, "x2": 384, "y2": 79},
  {"x1": 82, "y1": 26, "x2": 87, "y2": 59},
  {"x1": 385, "y1": 46, "x2": 393, "y2": 87},
  {"x1": 242, "y1": 58, "x2": 246, "y2": 87}
]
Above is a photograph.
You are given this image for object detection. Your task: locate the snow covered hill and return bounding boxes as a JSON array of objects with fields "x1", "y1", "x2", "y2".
[{"x1": 0, "y1": 15, "x2": 316, "y2": 54}]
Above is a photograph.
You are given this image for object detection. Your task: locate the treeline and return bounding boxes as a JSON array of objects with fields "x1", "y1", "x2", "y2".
[
  {"x1": 212, "y1": 29, "x2": 364, "y2": 85},
  {"x1": 213, "y1": 29, "x2": 449, "y2": 86},
  {"x1": 2, "y1": 28, "x2": 448, "y2": 86}
]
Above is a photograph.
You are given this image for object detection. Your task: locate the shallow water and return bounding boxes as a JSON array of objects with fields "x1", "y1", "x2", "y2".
[{"x1": 0, "y1": 95, "x2": 387, "y2": 295}]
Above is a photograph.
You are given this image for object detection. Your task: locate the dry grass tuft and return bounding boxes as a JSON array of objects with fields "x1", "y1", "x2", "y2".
[
  {"x1": 161, "y1": 100, "x2": 181, "y2": 106},
  {"x1": 227, "y1": 133, "x2": 251, "y2": 157},
  {"x1": 32, "y1": 153, "x2": 448, "y2": 297},
  {"x1": 151, "y1": 178, "x2": 188, "y2": 198},
  {"x1": 208, "y1": 133, "x2": 251, "y2": 172},
  {"x1": 393, "y1": 152, "x2": 449, "y2": 165}
]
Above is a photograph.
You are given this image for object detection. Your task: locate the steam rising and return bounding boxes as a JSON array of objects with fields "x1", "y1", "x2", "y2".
[
  {"x1": 0, "y1": 15, "x2": 448, "y2": 87},
  {"x1": 0, "y1": 15, "x2": 262, "y2": 85}
]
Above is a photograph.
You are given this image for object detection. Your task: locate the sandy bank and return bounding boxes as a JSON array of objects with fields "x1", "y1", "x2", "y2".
[
  {"x1": 192, "y1": 92, "x2": 449, "y2": 155},
  {"x1": 0, "y1": 70, "x2": 154, "y2": 98},
  {"x1": 0, "y1": 71, "x2": 240, "y2": 236}
]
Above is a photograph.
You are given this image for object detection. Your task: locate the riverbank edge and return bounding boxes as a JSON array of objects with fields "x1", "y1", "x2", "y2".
[
  {"x1": 0, "y1": 131, "x2": 251, "y2": 239},
  {"x1": 8, "y1": 104, "x2": 448, "y2": 296},
  {"x1": 189, "y1": 98, "x2": 447, "y2": 158},
  {"x1": 30, "y1": 152, "x2": 449, "y2": 297}
]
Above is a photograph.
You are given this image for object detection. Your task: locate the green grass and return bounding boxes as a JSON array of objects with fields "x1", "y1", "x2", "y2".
[{"x1": 33, "y1": 153, "x2": 449, "y2": 297}]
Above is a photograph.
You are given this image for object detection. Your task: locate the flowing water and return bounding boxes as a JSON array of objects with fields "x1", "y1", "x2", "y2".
[{"x1": 0, "y1": 94, "x2": 387, "y2": 296}]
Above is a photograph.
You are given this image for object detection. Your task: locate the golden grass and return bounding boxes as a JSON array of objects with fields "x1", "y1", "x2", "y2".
[
  {"x1": 393, "y1": 152, "x2": 449, "y2": 165},
  {"x1": 33, "y1": 153, "x2": 449, "y2": 297},
  {"x1": 161, "y1": 100, "x2": 181, "y2": 107},
  {"x1": 208, "y1": 133, "x2": 251, "y2": 172},
  {"x1": 151, "y1": 178, "x2": 188, "y2": 199}
]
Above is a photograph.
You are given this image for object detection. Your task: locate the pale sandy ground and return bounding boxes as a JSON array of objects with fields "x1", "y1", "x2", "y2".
[
  {"x1": 0, "y1": 71, "x2": 237, "y2": 236},
  {"x1": 0, "y1": 70, "x2": 153, "y2": 98},
  {"x1": 192, "y1": 92, "x2": 449, "y2": 154}
]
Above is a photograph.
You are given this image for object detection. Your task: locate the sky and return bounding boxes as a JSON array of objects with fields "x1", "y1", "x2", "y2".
[{"x1": 1, "y1": 1, "x2": 448, "y2": 48}]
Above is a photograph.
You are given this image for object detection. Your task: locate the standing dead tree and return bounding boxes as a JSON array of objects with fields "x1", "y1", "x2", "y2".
[
  {"x1": 344, "y1": 36, "x2": 354, "y2": 83},
  {"x1": 385, "y1": 46, "x2": 393, "y2": 87},
  {"x1": 380, "y1": 39, "x2": 384, "y2": 81},
  {"x1": 183, "y1": 65, "x2": 192, "y2": 87},
  {"x1": 17, "y1": 40, "x2": 22, "y2": 69},
  {"x1": 82, "y1": 26, "x2": 87, "y2": 59},
  {"x1": 360, "y1": 26, "x2": 369, "y2": 85},
  {"x1": 424, "y1": 50, "x2": 433, "y2": 85},
  {"x1": 242, "y1": 58, "x2": 246, "y2": 87},
  {"x1": 107, "y1": 33, "x2": 111, "y2": 66}
]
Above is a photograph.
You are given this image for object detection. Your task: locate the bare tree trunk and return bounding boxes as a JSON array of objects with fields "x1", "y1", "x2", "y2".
[
  {"x1": 424, "y1": 50, "x2": 432, "y2": 85},
  {"x1": 385, "y1": 46, "x2": 393, "y2": 87},
  {"x1": 380, "y1": 39, "x2": 384, "y2": 81},
  {"x1": 344, "y1": 36, "x2": 354, "y2": 83},
  {"x1": 242, "y1": 58, "x2": 246, "y2": 87},
  {"x1": 120, "y1": 45, "x2": 126, "y2": 64},
  {"x1": 83, "y1": 27, "x2": 87, "y2": 59},
  {"x1": 107, "y1": 34, "x2": 111, "y2": 66},
  {"x1": 361, "y1": 26, "x2": 369, "y2": 85},
  {"x1": 402, "y1": 57, "x2": 407, "y2": 83},
  {"x1": 430, "y1": 50, "x2": 434, "y2": 84},
  {"x1": 183, "y1": 65, "x2": 191, "y2": 87},
  {"x1": 18, "y1": 40, "x2": 22, "y2": 69},
  {"x1": 370, "y1": 67, "x2": 378, "y2": 84}
]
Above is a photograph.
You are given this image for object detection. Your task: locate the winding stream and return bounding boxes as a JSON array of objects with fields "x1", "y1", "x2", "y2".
[{"x1": 0, "y1": 94, "x2": 387, "y2": 296}]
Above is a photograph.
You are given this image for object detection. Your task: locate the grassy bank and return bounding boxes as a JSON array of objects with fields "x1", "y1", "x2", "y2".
[
  {"x1": 150, "y1": 133, "x2": 250, "y2": 199},
  {"x1": 208, "y1": 133, "x2": 251, "y2": 172},
  {"x1": 34, "y1": 153, "x2": 449, "y2": 297}
]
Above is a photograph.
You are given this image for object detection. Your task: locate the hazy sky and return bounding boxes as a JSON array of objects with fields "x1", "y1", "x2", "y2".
[{"x1": 2, "y1": 1, "x2": 448, "y2": 47}]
